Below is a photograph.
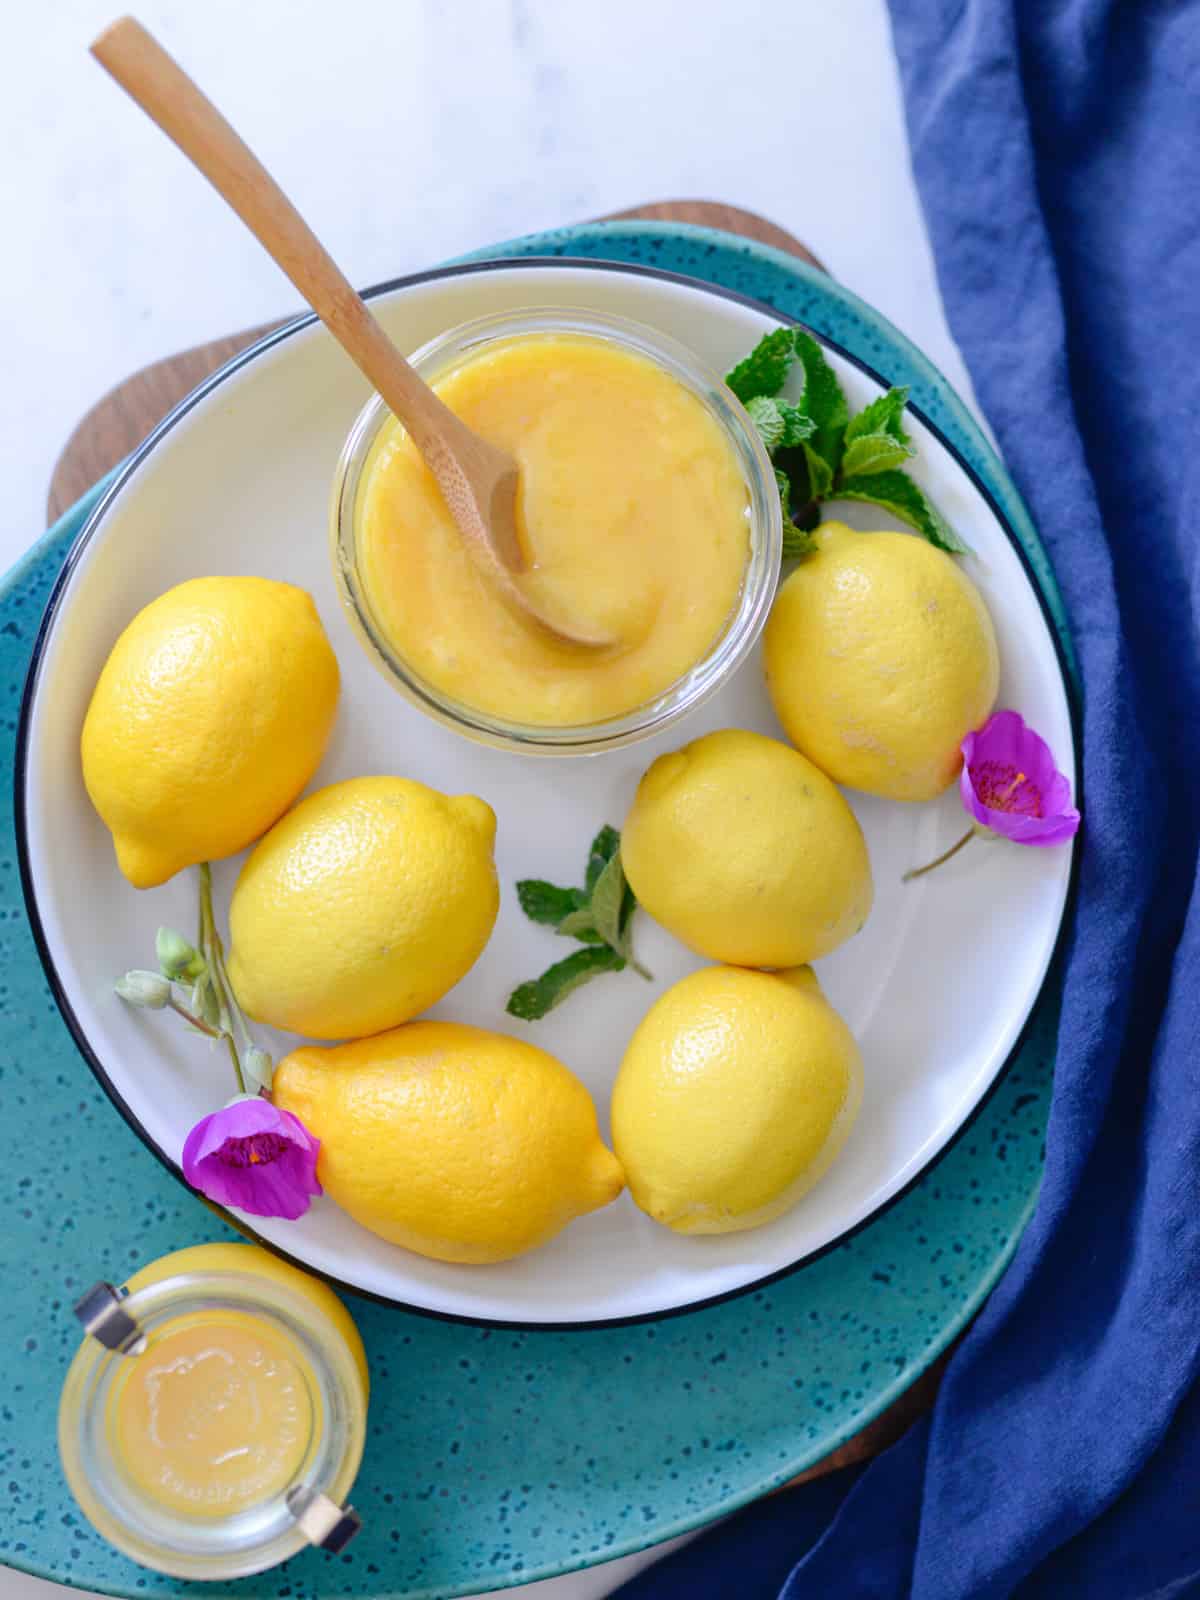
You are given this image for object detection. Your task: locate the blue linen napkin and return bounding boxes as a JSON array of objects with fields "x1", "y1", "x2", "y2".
[{"x1": 616, "y1": 2, "x2": 1200, "y2": 1595}]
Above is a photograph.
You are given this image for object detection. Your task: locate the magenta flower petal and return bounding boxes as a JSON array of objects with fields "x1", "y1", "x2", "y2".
[
  {"x1": 182, "y1": 1097, "x2": 322, "y2": 1221},
  {"x1": 959, "y1": 710, "x2": 1080, "y2": 847}
]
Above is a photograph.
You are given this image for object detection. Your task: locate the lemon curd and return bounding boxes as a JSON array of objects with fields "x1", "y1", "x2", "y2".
[
  {"x1": 355, "y1": 333, "x2": 752, "y2": 727},
  {"x1": 107, "y1": 1308, "x2": 313, "y2": 1518},
  {"x1": 58, "y1": 1243, "x2": 368, "y2": 1579}
]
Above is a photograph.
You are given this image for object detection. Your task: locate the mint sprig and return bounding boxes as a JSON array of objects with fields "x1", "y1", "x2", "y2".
[
  {"x1": 507, "y1": 947, "x2": 626, "y2": 1023},
  {"x1": 725, "y1": 333, "x2": 970, "y2": 555},
  {"x1": 508, "y1": 825, "x2": 651, "y2": 1020}
]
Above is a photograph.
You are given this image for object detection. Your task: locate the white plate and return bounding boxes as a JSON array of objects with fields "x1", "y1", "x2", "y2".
[{"x1": 19, "y1": 261, "x2": 1074, "y2": 1326}]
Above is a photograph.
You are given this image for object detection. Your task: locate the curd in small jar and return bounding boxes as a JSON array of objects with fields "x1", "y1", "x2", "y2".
[{"x1": 58, "y1": 1243, "x2": 367, "y2": 1580}]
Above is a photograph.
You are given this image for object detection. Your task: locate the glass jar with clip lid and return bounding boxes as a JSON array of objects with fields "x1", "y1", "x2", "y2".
[{"x1": 58, "y1": 1243, "x2": 368, "y2": 1580}]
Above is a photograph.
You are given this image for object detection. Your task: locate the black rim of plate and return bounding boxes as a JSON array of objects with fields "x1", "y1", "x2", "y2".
[{"x1": 14, "y1": 253, "x2": 1082, "y2": 1332}]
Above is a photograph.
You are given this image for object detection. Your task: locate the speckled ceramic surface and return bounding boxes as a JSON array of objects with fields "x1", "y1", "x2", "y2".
[{"x1": 1, "y1": 223, "x2": 1074, "y2": 1599}]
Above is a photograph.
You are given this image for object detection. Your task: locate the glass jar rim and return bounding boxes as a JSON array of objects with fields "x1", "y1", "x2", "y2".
[
  {"x1": 58, "y1": 1269, "x2": 366, "y2": 1581},
  {"x1": 330, "y1": 305, "x2": 782, "y2": 756}
]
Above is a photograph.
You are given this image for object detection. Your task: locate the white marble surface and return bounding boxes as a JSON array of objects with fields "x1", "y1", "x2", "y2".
[{"x1": 1, "y1": 1, "x2": 966, "y2": 1596}]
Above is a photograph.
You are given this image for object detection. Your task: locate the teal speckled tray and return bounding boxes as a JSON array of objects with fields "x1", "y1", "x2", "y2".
[{"x1": 0, "y1": 222, "x2": 1073, "y2": 1600}]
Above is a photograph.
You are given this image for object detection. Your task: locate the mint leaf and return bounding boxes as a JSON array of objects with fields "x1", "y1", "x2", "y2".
[
  {"x1": 782, "y1": 522, "x2": 818, "y2": 560},
  {"x1": 744, "y1": 395, "x2": 786, "y2": 453},
  {"x1": 792, "y1": 330, "x2": 848, "y2": 473},
  {"x1": 589, "y1": 852, "x2": 626, "y2": 951},
  {"x1": 590, "y1": 850, "x2": 650, "y2": 974},
  {"x1": 775, "y1": 467, "x2": 817, "y2": 559},
  {"x1": 506, "y1": 947, "x2": 625, "y2": 1021},
  {"x1": 555, "y1": 907, "x2": 601, "y2": 943},
  {"x1": 774, "y1": 466, "x2": 793, "y2": 518},
  {"x1": 836, "y1": 471, "x2": 971, "y2": 555},
  {"x1": 840, "y1": 430, "x2": 915, "y2": 477},
  {"x1": 725, "y1": 328, "x2": 795, "y2": 403},
  {"x1": 585, "y1": 825, "x2": 621, "y2": 893},
  {"x1": 619, "y1": 881, "x2": 637, "y2": 937},
  {"x1": 776, "y1": 402, "x2": 815, "y2": 448},
  {"x1": 745, "y1": 396, "x2": 816, "y2": 455},
  {"x1": 517, "y1": 879, "x2": 584, "y2": 926},
  {"x1": 845, "y1": 386, "x2": 911, "y2": 447},
  {"x1": 802, "y1": 441, "x2": 834, "y2": 499},
  {"x1": 514, "y1": 828, "x2": 650, "y2": 1016}
]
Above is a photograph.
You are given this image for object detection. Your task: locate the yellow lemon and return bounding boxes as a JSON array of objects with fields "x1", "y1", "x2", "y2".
[
  {"x1": 612, "y1": 965, "x2": 862, "y2": 1234},
  {"x1": 621, "y1": 727, "x2": 872, "y2": 968},
  {"x1": 227, "y1": 777, "x2": 499, "y2": 1040},
  {"x1": 272, "y1": 1023, "x2": 625, "y2": 1263},
  {"x1": 81, "y1": 577, "x2": 339, "y2": 888},
  {"x1": 764, "y1": 521, "x2": 1000, "y2": 800}
]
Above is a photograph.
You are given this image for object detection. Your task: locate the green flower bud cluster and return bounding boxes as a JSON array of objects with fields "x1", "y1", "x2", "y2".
[{"x1": 113, "y1": 868, "x2": 273, "y2": 1097}]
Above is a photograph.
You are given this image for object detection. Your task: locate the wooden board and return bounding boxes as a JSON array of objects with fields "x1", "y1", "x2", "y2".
[{"x1": 43, "y1": 197, "x2": 945, "y2": 1484}]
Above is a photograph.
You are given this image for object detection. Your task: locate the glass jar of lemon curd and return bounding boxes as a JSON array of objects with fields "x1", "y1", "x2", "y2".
[
  {"x1": 331, "y1": 307, "x2": 782, "y2": 755},
  {"x1": 58, "y1": 1244, "x2": 367, "y2": 1580}
]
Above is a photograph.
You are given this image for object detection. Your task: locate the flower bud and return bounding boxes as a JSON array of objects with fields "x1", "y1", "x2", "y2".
[
  {"x1": 244, "y1": 1047, "x2": 274, "y2": 1092},
  {"x1": 115, "y1": 970, "x2": 171, "y2": 1009},
  {"x1": 156, "y1": 927, "x2": 207, "y2": 982}
]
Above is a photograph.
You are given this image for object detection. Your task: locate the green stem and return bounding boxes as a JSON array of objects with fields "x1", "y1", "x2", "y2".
[
  {"x1": 903, "y1": 825, "x2": 979, "y2": 883},
  {"x1": 197, "y1": 864, "x2": 248, "y2": 1095},
  {"x1": 166, "y1": 996, "x2": 223, "y2": 1038},
  {"x1": 218, "y1": 1022, "x2": 247, "y2": 1093},
  {"x1": 213, "y1": 914, "x2": 252, "y2": 1051}
]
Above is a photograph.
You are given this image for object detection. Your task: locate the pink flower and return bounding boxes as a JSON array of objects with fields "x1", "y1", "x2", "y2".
[
  {"x1": 960, "y1": 710, "x2": 1080, "y2": 846},
  {"x1": 182, "y1": 1097, "x2": 322, "y2": 1221}
]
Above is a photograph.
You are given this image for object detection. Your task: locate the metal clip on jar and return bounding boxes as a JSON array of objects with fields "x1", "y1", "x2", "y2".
[{"x1": 58, "y1": 1248, "x2": 367, "y2": 1580}]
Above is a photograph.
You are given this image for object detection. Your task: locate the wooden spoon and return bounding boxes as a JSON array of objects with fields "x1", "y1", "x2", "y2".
[{"x1": 90, "y1": 16, "x2": 610, "y2": 649}]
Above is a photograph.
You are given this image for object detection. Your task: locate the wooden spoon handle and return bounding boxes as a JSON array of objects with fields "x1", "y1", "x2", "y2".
[{"x1": 90, "y1": 18, "x2": 485, "y2": 475}]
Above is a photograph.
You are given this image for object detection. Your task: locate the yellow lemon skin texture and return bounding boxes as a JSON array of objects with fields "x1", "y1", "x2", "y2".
[
  {"x1": 621, "y1": 727, "x2": 872, "y2": 969},
  {"x1": 81, "y1": 577, "x2": 339, "y2": 888},
  {"x1": 764, "y1": 522, "x2": 1000, "y2": 801},
  {"x1": 226, "y1": 777, "x2": 499, "y2": 1040},
  {"x1": 612, "y1": 965, "x2": 863, "y2": 1234},
  {"x1": 272, "y1": 1023, "x2": 626, "y2": 1264},
  {"x1": 123, "y1": 1242, "x2": 369, "y2": 1403}
]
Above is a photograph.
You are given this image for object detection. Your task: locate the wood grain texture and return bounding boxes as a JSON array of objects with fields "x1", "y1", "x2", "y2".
[{"x1": 44, "y1": 197, "x2": 947, "y2": 1486}]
